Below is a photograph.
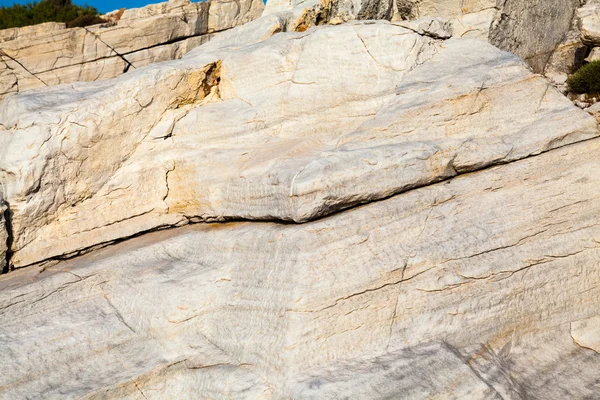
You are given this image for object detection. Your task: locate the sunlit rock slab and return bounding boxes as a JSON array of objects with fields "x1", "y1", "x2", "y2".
[
  {"x1": 1, "y1": 20, "x2": 597, "y2": 268},
  {"x1": 2, "y1": 137, "x2": 600, "y2": 398},
  {"x1": 264, "y1": 0, "x2": 582, "y2": 73}
]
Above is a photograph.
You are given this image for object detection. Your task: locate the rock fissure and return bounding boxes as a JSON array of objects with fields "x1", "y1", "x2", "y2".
[
  {"x1": 103, "y1": 294, "x2": 137, "y2": 334},
  {"x1": 442, "y1": 341, "x2": 505, "y2": 399},
  {"x1": 2, "y1": 201, "x2": 13, "y2": 274},
  {"x1": 83, "y1": 27, "x2": 137, "y2": 73},
  {"x1": 12, "y1": 134, "x2": 600, "y2": 272},
  {"x1": 133, "y1": 381, "x2": 149, "y2": 400},
  {"x1": 289, "y1": 263, "x2": 433, "y2": 314},
  {"x1": 0, "y1": 48, "x2": 48, "y2": 86}
]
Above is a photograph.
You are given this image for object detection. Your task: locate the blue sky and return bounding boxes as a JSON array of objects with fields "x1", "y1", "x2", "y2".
[{"x1": 0, "y1": 0, "x2": 173, "y2": 14}]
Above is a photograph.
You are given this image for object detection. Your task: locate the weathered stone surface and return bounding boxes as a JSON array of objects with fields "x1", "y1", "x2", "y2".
[
  {"x1": 571, "y1": 316, "x2": 600, "y2": 353},
  {"x1": 1, "y1": 4, "x2": 600, "y2": 398},
  {"x1": 579, "y1": 0, "x2": 600, "y2": 46},
  {"x1": 447, "y1": 8, "x2": 496, "y2": 39},
  {"x1": 0, "y1": 22, "x2": 65, "y2": 43},
  {"x1": 545, "y1": 25, "x2": 587, "y2": 78},
  {"x1": 2, "y1": 136, "x2": 600, "y2": 397},
  {"x1": 208, "y1": 0, "x2": 265, "y2": 33},
  {"x1": 397, "y1": 0, "x2": 495, "y2": 19},
  {"x1": 490, "y1": 0, "x2": 583, "y2": 73},
  {"x1": 1, "y1": 19, "x2": 596, "y2": 269},
  {"x1": 393, "y1": 16, "x2": 453, "y2": 39},
  {"x1": 400, "y1": 0, "x2": 583, "y2": 73},
  {"x1": 586, "y1": 100, "x2": 600, "y2": 119},
  {"x1": 586, "y1": 46, "x2": 600, "y2": 62},
  {"x1": 0, "y1": 0, "x2": 263, "y2": 98},
  {"x1": 264, "y1": 0, "x2": 586, "y2": 73}
]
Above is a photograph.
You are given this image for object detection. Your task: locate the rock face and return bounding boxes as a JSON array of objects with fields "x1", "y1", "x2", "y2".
[
  {"x1": 1, "y1": 1, "x2": 600, "y2": 399},
  {"x1": 0, "y1": 0, "x2": 587, "y2": 99},
  {"x1": 393, "y1": 0, "x2": 498, "y2": 39},
  {"x1": 264, "y1": 0, "x2": 586, "y2": 74},
  {"x1": 2, "y1": 134, "x2": 600, "y2": 398},
  {"x1": 2, "y1": 19, "x2": 597, "y2": 269},
  {"x1": 0, "y1": 0, "x2": 263, "y2": 99},
  {"x1": 490, "y1": 0, "x2": 584, "y2": 73}
]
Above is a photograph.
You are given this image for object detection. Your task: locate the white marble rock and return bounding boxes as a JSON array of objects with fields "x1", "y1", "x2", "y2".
[
  {"x1": 0, "y1": 0, "x2": 263, "y2": 98},
  {"x1": 264, "y1": 0, "x2": 583, "y2": 73},
  {"x1": 1, "y1": 3, "x2": 600, "y2": 399},
  {"x1": 2, "y1": 137, "x2": 600, "y2": 398},
  {"x1": 0, "y1": 200, "x2": 6, "y2": 273},
  {"x1": 1, "y1": 19, "x2": 596, "y2": 269}
]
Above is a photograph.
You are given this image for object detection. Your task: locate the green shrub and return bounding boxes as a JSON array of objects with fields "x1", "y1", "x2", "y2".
[
  {"x1": 567, "y1": 60, "x2": 600, "y2": 94},
  {"x1": 0, "y1": 0, "x2": 101, "y2": 30},
  {"x1": 66, "y1": 14, "x2": 105, "y2": 28}
]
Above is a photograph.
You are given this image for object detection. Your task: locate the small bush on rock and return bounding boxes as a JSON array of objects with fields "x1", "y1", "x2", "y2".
[
  {"x1": 66, "y1": 14, "x2": 105, "y2": 28},
  {"x1": 568, "y1": 60, "x2": 600, "y2": 94}
]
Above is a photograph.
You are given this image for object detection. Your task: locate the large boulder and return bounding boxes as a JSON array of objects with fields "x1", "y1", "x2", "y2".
[
  {"x1": 579, "y1": 0, "x2": 600, "y2": 46},
  {"x1": 489, "y1": 0, "x2": 584, "y2": 73},
  {"x1": 0, "y1": 20, "x2": 596, "y2": 269}
]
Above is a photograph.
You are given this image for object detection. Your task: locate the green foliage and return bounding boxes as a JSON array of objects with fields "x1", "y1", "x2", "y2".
[
  {"x1": 0, "y1": 0, "x2": 103, "y2": 30},
  {"x1": 66, "y1": 14, "x2": 105, "y2": 28},
  {"x1": 567, "y1": 60, "x2": 600, "y2": 94}
]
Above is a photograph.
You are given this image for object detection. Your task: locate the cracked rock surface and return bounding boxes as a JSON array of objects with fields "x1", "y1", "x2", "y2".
[
  {"x1": 2, "y1": 137, "x2": 600, "y2": 398},
  {"x1": 1, "y1": 19, "x2": 597, "y2": 269},
  {"x1": 1, "y1": 1, "x2": 600, "y2": 398},
  {"x1": 0, "y1": 0, "x2": 263, "y2": 99},
  {"x1": 264, "y1": 0, "x2": 585, "y2": 74}
]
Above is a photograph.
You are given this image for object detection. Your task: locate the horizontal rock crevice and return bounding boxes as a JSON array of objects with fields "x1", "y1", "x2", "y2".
[{"x1": 12, "y1": 132, "x2": 600, "y2": 273}]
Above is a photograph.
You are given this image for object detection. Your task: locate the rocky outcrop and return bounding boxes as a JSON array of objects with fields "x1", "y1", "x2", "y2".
[
  {"x1": 489, "y1": 0, "x2": 583, "y2": 73},
  {"x1": 0, "y1": 22, "x2": 66, "y2": 43},
  {"x1": 0, "y1": 0, "x2": 263, "y2": 99},
  {"x1": 264, "y1": 0, "x2": 586, "y2": 74},
  {"x1": 1, "y1": 18, "x2": 596, "y2": 269},
  {"x1": 0, "y1": 0, "x2": 587, "y2": 98},
  {"x1": 2, "y1": 126, "x2": 600, "y2": 398},
  {"x1": 1, "y1": 1, "x2": 600, "y2": 398},
  {"x1": 392, "y1": 0, "x2": 497, "y2": 39}
]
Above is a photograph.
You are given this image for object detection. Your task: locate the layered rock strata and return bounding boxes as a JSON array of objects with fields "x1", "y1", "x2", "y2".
[
  {"x1": 0, "y1": 0, "x2": 263, "y2": 98},
  {"x1": 1, "y1": 19, "x2": 596, "y2": 269},
  {"x1": 1, "y1": 123, "x2": 600, "y2": 398},
  {"x1": 1, "y1": 2, "x2": 600, "y2": 399}
]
